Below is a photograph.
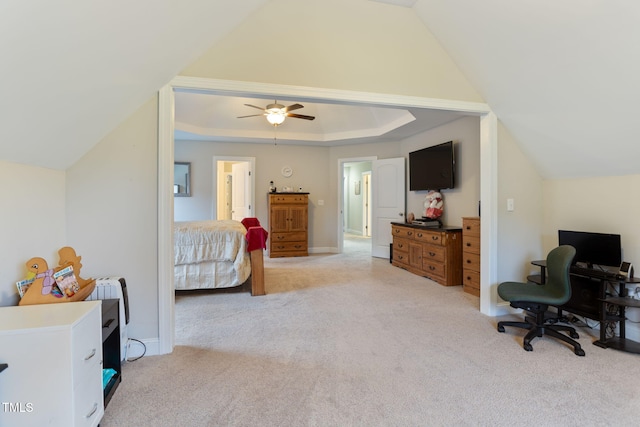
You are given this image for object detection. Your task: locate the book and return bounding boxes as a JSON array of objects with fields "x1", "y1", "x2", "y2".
[
  {"x1": 16, "y1": 278, "x2": 34, "y2": 298},
  {"x1": 53, "y1": 265, "x2": 80, "y2": 297}
]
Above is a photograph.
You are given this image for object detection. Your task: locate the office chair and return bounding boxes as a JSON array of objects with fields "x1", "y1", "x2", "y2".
[{"x1": 497, "y1": 245, "x2": 585, "y2": 356}]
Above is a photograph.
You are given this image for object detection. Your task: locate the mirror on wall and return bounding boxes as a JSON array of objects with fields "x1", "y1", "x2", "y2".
[{"x1": 174, "y1": 162, "x2": 191, "y2": 197}]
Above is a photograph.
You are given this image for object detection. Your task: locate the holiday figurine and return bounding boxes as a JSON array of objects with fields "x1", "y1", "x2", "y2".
[{"x1": 424, "y1": 190, "x2": 444, "y2": 219}]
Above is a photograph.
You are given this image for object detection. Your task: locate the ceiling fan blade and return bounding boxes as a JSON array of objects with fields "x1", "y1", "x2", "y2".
[
  {"x1": 284, "y1": 103, "x2": 304, "y2": 112},
  {"x1": 244, "y1": 104, "x2": 266, "y2": 111},
  {"x1": 237, "y1": 114, "x2": 264, "y2": 118},
  {"x1": 287, "y1": 113, "x2": 315, "y2": 121}
]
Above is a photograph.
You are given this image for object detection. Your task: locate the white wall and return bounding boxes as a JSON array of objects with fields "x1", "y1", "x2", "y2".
[
  {"x1": 0, "y1": 161, "x2": 66, "y2": 306},
  {"x1": 403, "y1": 116, "x2": 481, "y2": 227},
  {"x1": 181, "y1": 0, "x2": 483, "y2": 103},
  {"x1": 65, "y1": 97, "x2": 159, "y2": 341},
  {"x1": 496, "y1": 124, "x2": 544, "y2": 283},
  {"x1": 174, "y1": 140, "x2": 332, "y2": 249}
]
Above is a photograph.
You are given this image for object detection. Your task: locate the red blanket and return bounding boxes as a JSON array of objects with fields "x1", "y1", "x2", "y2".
[{"x1": 246, "y1": 226, "x2": 268, "y2": 251}]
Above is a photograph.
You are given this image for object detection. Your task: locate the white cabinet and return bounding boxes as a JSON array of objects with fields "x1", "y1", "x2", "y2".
[{"x1": 0, "y1": 301, "x2": 104, "y2": 426}]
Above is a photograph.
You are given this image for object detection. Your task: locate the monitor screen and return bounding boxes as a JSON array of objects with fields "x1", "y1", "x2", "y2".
[{"x1": 558, "y1": 230, "x2": 622, "y2": 268}]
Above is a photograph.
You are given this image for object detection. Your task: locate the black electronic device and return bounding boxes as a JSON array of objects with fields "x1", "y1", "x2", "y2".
[
  {"x1": 409, "y1": 141, "x2": 455, "y2": 191},
  {"x1": 619, "y1": 261, "x2": 634, "y2": 279},
  {"x1": 558, "y1": 230, "x2": 622, "y2": 269}
]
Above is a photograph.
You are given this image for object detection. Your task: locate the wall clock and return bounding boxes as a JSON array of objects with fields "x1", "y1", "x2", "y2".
[{"x1": 281, "y1": 166, "x2": 293, "y2": 177}]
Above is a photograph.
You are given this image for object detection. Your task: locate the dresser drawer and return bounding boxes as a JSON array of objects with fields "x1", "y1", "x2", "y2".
[
  {"x1": 422, "y1": 260, "x2": 445, "y2": 279},
  {"x1": 463, "y1": 217, "x2": 480, "y2": 237},
  {"x1": 271, "y1": 241, "x2": 308, "y2": 252},
  {"x1": 270, "y1": 194, "x2": 308, "y2": 204},
  {"x1": 422, "y1": 244, "x2": 445, "y2": 262},
  {"x1": 413, "y1": 229, "x2": 444, "y2": 246},
  {"x1": 463, "y1": 269, "x2": 480, "y2": 289},
  {"x1": 74, "y1": 374, "x2": 104, "y2": 427},
  {"x1": 463, "y1": 252, "x2": 480, "y2": 272},
  {"x1": 392, "y1": 226, "x2": 415, "y2": 239},
  {"x1": 462, "y1": 234, "x2": 481, "y2": 255},
  {"x1": 271, "y1": 232, "x2": 307, "y2": 242},
  {"x1": 393, "y1": 237, "x2": 410, "y2": 254},
  {"x1": 72, "y1": 307, "x2": 102, "y2": 388}
]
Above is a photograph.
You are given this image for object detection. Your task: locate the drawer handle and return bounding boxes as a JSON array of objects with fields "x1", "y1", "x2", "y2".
[
  {"x1": 86, "y1": 403, "x2": 98, "y2": 419},
  {"x1": 466, "y1": 259, "x2": 472, "y2": 264},
  {"x1": 277, "y1": 236, "x2": 285, "y2": 240},
  {"x1": 398, "y1": 255, "x2": 405, "y2": 260},
  {"x1": 417, "y1": 233, "x2": 423, "y2": 238},
  {"x1": 84, "y1": 348, "x2": 97, "y2": 361},
  {"x1": 467, "y1": 276, "x2": 472, "y2": 280},
  {"x1": 432, "y1": 236, "x2": 438, "y2": 240},
  {"x1": 429, "y1": 266, "x2": 436, "y2": 271},
  {"x1": 466, "y1": 242, "x2": 471, "y2": 247},
  {"x1": 407, "y1": 231, "x2": 413, "y2": 236},
  {"x1": 397, "y1": 243, "x2": 404, "y2": 248},
  {"x1": 466, "y1": 226, "x2": 471, "y2": 230},
  {"x1": 428, "y1": 252, "x2": 436, "y2": 256},
  {"x1": 103, "y1": 318, "x2": 114, "y2": 328}
]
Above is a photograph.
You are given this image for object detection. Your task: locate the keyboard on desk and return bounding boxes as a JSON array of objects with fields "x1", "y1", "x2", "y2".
[{"x1": 570, "y1": 265, "x2": 622, "y2": 280}]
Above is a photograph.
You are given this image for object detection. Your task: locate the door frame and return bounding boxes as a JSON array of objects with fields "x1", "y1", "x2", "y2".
[
  {"x1": 213, "y1": 156, "x2": 255, "y2": 220},
  {"x1": 158, "y1": 77, "x2": 497, "y2": 354},
  {"x1": 362, "y1": 171, "x2": 371, "y2": 237},
  {"x1": 338, "y1": 156, "x2": 377, "y2": 254}
]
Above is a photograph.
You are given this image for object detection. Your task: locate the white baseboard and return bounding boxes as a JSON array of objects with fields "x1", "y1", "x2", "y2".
[
  {"x1": 309, "y1": 247, "x2": 338, "y2": 254},
  {"x1": 124, "y1": 337, "x2": 160, "y2": 361}
]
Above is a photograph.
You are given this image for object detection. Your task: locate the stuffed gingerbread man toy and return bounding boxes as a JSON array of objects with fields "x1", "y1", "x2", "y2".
[{"x1": 424, "y1": 190, "x2": 444, "y2": 219}]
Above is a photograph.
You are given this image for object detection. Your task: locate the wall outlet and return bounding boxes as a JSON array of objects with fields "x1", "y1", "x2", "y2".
[{"x1": 506, "y1": 198, "x2": 514, "y2": 212}]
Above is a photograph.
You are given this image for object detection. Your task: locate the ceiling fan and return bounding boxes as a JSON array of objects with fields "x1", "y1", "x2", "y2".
[{"x1": 237, "y1": 101, "x2": 315, "y2": 126}]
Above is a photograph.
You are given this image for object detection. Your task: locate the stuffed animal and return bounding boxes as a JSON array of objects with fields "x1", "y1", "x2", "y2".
[{"x1": 424, "y1": 190, "x2": 444, "y2": 219}]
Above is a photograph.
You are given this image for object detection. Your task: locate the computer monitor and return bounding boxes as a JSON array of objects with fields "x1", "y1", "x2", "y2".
[{"x1": 558, "y1": 230, "x2": 622, "y2": 268}]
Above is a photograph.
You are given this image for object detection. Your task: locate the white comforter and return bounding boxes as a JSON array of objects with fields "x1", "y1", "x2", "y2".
[{"x1": 174, "y1": 220, "x2": 251, "y2": 289}]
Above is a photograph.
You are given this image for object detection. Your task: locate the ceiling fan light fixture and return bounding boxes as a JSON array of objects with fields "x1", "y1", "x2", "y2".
[{"x1": 266, "y1": 108, "x2": 286, "y2": 125}]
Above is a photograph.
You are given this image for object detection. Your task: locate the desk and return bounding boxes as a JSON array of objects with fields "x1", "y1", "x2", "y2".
[{"x1": 530, "y1": 260, "x2": 640, "y2": 354}]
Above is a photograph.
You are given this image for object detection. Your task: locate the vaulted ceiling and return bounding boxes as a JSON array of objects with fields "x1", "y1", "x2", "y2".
[{"x1": 3, "y1": 0, "x2": 639, "y2": 179}]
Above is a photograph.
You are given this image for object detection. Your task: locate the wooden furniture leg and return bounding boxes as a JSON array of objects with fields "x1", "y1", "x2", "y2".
[{"x1": 250, "y1": 249, "x2": 265, "y2": 296}]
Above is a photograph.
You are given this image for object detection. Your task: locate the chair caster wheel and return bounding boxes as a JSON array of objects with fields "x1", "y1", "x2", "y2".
[
  {"x1": 523, "y1": 343, "x2": 533, "y2": 351},
  {"x1": 570, "y1": 331, "x2": 579, "y2": 339},
  {"x1": 497, "y1": 324, "x2": 505, "y2": 333},
  {"x1": 575, "y1": 348, "x2": 585, "y2": 356}
]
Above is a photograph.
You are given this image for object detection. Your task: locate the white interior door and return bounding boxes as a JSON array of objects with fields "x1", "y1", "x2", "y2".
[
  {"x1": 371, "y1": 158, "x2": 405, "y2": 258},
  {"x1": 231, "y1": 162, "x2": 249, "y2": 220}
]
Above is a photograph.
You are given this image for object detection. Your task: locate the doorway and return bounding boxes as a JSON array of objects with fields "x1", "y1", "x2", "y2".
[
  {"x1": 213, "y1": 156, "x2": 255, "y2": 221},
  {"x1": 158, "y1": 77, "x2": 498, "y2": 355},
  {"x1": 340, "y1": 159, "x2": 375, "y2": 254}
]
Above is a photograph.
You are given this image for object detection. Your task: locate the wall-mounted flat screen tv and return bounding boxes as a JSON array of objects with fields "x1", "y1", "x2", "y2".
[
  {"x1": 409, "y1": 141, "x2": 455, "y2": 191},
  {"x1": 558, "y1": 230, "x2": 622, "y2": 268}
]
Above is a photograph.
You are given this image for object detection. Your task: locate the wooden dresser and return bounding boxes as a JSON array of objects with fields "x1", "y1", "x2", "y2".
[
  {"x1": 462, "y1": 217, "x2": 481, "y2": 296},
  {"x1": 391, "y1": 222, "x2": 462, "y2": 286},
  {"x1": 269, "y1": 193, "x2": 309, "y2": 257}
]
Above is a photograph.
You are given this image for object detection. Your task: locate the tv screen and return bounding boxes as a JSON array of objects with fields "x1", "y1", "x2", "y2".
[
  {"x1": 558, "y1": 230, "x2": 622, "y2": 268},
  {"x1": 409, "y1": 141, "x2": 455, "y2": 191}
]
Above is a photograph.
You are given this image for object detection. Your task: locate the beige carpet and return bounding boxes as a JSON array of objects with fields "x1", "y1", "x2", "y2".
[{"x1": 101, "y1": 236, "x2": 640, "y2": 426}]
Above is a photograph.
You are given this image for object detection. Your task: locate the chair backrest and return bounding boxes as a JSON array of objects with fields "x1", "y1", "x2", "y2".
[{"x1": 544, "y1": 245, "x2": 576, "y2": 304}]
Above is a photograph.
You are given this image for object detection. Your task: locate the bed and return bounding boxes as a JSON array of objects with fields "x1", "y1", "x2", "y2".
[{"x1": 174, "y1": 220, "x2": 252, "y2": 291}]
